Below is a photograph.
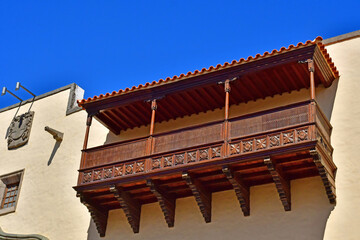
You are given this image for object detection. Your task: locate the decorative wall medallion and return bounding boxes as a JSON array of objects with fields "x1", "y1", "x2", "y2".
[
  {"x1": 83, "y1": 172, "x2": 92, "y2": 183},
  {"x1": 93, "y1": 170, "x2": 102, "y2": 181},
  {"x1": 199, "y1": 149, "x2": 209, "y2": 161},
  {"x1": 152, "y1": 158, "x2": 161, "y2": 169},
  {"x1": 175, "y1": 154, "x2": 185, "y2": 165},
  {"x1": 136, "y1": 161, "x2": 145, "y2": 173},
  {"x1": 187, "y1": 151, "x2": 197, "y2": 163},
  {"x1": 211, "y1": 146, "x2": 221, "y2": 158},
  {"x1": 104, "y1": 168, "x2": 113, "y2": 179},
  {"x1": 164, "y1": 156, "x2": 173, "y2": 167},
  {"x1": 269, "y1": 135, "x2": 280, "y2": 147},
  {"x1": 297, "y1": 129, "x2": 308, "y2": 141},
  {"x1": 114, "y1": 165, "x2": 123, "y2": 177},
  {"x1": 230, "y1": 143, "x2": 240, "y2": 155},
  {"x1": 256, "y1": 138, "x2": 267, "y2": 150},
  {"x1": 243, "y1": 140, "x2": 253, "y2": 152},
  {"x1": 125, "y1": 164, "x2": 134, "y2": 175},
  {"x1": 283, "y1": 131, "x2": 294, "y2": 145},
  {"x1": 7, "y1": 111, "x2": 35, "y2": 150}
]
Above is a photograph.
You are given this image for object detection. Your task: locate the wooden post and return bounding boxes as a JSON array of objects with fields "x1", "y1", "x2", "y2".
[
  {"x1": 308, "y1": 59, "x2": 315, "y2": 100},
  {"x1": 83, "y1": 114, "x2": 93, "y2": 150},
  {"x1": 224, "y1": 79, "x2": 231, "y2": 156},
  {"x1": 150, "y1": 99, "x2": 157, "y2": 136}
]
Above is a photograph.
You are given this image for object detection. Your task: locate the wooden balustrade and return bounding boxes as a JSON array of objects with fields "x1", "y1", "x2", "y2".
[{"x1": 78, "y1": 100, "x2": 333, "y2": 186}]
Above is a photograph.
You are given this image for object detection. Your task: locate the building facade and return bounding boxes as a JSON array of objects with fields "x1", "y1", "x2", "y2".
[{"x1": 0, "y1": 31, "x2": 359, "y2": 240}]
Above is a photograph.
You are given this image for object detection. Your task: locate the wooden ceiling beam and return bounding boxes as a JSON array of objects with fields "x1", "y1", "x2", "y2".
[
  {"x1": 166, "y1": 96, "x2": 189, "y2": 116},
  {"x1": 77, "y1": 193, "x2": 108, "y2": 237},
  {"x1": 290, "y1": 64, "x2": 309, "y2": 88},
  {"x1": 106, "y1": 109, "x2": 133, "y2": 130},
  {"x1": 95, "y1": 113, "x2": 121, "y2": 135},
  {"x1": 121, "y1": 106, "x2": 146, "y2": 127},
  {"x1": 127, "y1": 104, "x2": 150, "y2": 126},
  {"x1": 271, "y1": 69, "x2": 291, "y2": 93},
  {"x1": 233, "y1": 80, "x2": 255, "y2": 101},
  {"x1": 243, "y1": 76, "x2": 265, "y2": 99},
  {"x1": 190, "y1": 89, "x2": 213, "y2": 110},
  {"x1": 111, "y1": 108, "x2": 138, "y2": 129},
  {"x1": 182, "y1": 91, "x2": 205, "y2": 113},
  {"x1": 260, "y1": 71, "x2": 282, "y2": 94},
  {"x1": 222, "y1": 166, "x2": 250, "y2": 216},
  {"x1": 146, "y1": 179, "x2": 176, "y2": 227},
  {"x1": 175, "y1": 93, "x2": 198, "y2": 114},
  {"x1": 206, "y1": 86, "x2": 224, "y2": 106},
  {"x1": 182, "y1": 172, "x2": 212, "y2": 223},
  {"x1": 279, "y1": 67, "x2": 301, "y2": 91},
  {"x1": 110, "y1": 185, "x2": 141, "y2": 233},
  {"x1": 197, "y1": 87, "x2": 220, "y2": 109},
  {"x1": 250, "y1": 74, "x2": 273, "y2": 97},
  {"x1": 158, "y1": 100, "x2": 179, "y2": 120},
  {"x1": 229, "y1": 82, "x2": 247, "y2": 103},
  {"x1": 264, "y1": 157, "x2": 291, "y2": 211}
]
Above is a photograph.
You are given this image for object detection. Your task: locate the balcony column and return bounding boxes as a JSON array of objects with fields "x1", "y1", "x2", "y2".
[
  {"x1": 147, "y1": 99, "x2": 157, "y2": 155},
  {"x1": 308, "y1": 59, "x2": 315, "y2": 100},
  {"x1": 224, "y1": 79, "x2": 231, "y2": 156}
]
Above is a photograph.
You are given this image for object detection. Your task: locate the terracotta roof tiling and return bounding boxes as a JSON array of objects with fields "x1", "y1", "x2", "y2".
[{"x1": 78, "y1": 36, "x2": 339, "y2": 107}]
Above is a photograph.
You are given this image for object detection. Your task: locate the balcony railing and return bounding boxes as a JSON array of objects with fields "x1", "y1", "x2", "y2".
[{"x1": 77, "y1": 100, "x2": 333, "y2": 186}]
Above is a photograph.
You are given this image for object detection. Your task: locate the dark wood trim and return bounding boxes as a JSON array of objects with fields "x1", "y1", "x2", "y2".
[
  {"x1": 222, "y1": 166, "x2": 250, "y2": 216},
  {"x1": 146, "y1": 179, "x2": 176, "y2": 227},
  {"x1": 264, "y1": 157, "x2": 291, "y2": 211},
  {"x1": 77, "y1": 193, "x2": 108, "y2": 237},
  {"x1": 182, "y1": 172, "x2": 211, "y2": 223},
  {"x1": 110, "y1": 185, "x2": 141, "y2": 233},
  {"x1": 310, "y1": 149, "x2": 336, "y2": 204}
]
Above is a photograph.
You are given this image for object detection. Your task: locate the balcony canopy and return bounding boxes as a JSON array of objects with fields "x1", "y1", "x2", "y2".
[{"x1": 78, "y1": 37, "x2": 338, "y2": 134}]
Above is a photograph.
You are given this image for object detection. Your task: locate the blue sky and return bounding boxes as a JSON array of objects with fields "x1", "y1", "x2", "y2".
[{"x1": 0, "y1": 1, "x2": 359, "y2": 108}]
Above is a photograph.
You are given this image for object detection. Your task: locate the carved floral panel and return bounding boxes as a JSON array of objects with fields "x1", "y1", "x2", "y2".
[
  {"x1": 187, "y1": 151, "x2": 197, "y2": 163},
  {"x1": 175, "y1": 154, "x2": 185, "y2": 165},
  {"x1": 152, "y1": 158, "x2": 161, "y2": 170},
  {"x1": 104, "y1": 168, "x2": 113, "y2": 179},
  {"x1": 114, "y1": 165, "x2": 124, "y2": 177},
  {"x1": 199, "y1": 149, "x2": 209, "y2": 161},
  {"x1": 230, "y1": 143, "x2": 240, "y2": 155}
]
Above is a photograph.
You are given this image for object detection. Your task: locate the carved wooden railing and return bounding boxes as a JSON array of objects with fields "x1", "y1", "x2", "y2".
[{"x1": 77, "y1": 100, "x2": 333, "y2": 186}]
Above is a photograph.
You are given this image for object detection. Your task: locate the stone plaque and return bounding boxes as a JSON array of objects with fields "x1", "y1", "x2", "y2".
[{"x1": 7, "y1": 111, "x2": 34, "y2": 149}]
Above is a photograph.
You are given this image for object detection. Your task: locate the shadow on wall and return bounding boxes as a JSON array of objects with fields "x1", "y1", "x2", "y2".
[
  {"x1": 316, "y1": 78, "x2": 339, "y2": 121},
  {"x1": 86, "y1": 177, "x2": 334, "y2": 240},
  {"x1": 47, "y1": 141, "x2": 61, "y2": 166}
]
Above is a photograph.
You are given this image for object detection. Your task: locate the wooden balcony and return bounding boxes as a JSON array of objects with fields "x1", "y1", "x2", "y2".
[{"x1": 74, "y1": 100, "x2": 336, "y2": 236}]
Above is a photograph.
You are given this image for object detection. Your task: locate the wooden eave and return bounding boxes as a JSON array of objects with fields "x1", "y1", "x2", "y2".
[{"x1": 80, "y1": 43, "x2": 338, "y2": 134}]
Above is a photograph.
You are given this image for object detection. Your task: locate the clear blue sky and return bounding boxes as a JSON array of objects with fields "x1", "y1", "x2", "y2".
[{"x1": 0, "y1": 1, "x2": 359, "y2": 108}]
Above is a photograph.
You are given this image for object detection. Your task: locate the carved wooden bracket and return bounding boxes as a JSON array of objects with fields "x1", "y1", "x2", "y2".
[
  {"x1": 110, "y1": 185, "x2": 141, "y2": 233},
  {"x1": 264, "y1": 157, "x2": 291, "y2": 211},
  {"x1": 310, "y1": 149, "x2": 336, "y2": 204},
  {"x1": 182, "y1": 172, "x2": 211, "y2": 223},
  {"x1": 146, "y1": 179, "x2": 176, "y2": 227},
  {"x1": 77, "y1": 193, "x2": 108, "y2": 237},
  {"x1": 222, "y1": 166, "x2": 250, "y2": 216}
]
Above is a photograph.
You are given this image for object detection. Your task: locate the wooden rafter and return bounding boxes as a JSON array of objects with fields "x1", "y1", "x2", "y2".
[
  {"x1": 120, "y1": 106, "x2": 144, "y2": 126},
  {"x1": 110, "y1": 185, "x2": 141, "y2": 233},
  {"x1": 182, "y1": 172, "x2": 212, "y2": 223},
  {"x1": 264, "y1": 157, "x2": 291, "y2": 211},
  {"x1": 198, "y1": 87, "x2": 220, "y2": 108},
  {"x1": 182, "y1": 91, "x2": 204, "y2": 113},
  {"x1": 290, "y1": 64, "x2": 308, "y2": 88},
  {"x1": 190, "y1": 89, "x2": 212, "y2": 110},
  {"x1": 222, "y1": 166, "x2": 250, "y2": 216},
  {"x1": 280, "y1": 66, "x2": 302, "y2": 90},
  {"x1": 146, "y1": 179, "x2": 176, "y2": 227},
  {"x1": 95, "y1": 112, "x2": 121, "y2": 134},
  {"x1": 310, "y1": 149, "x2": 336, "y2": 204},
  {"x1": 77, "y1": 193, "x2": 108, "y2": 237},
  {"x1": 243, "y1": 76, "x2": 265, "y2": 99},
  {"x1": 271, "y1": 68, "x2": 291, "y2": 93},
  {"x1": 110, "y1": 108, "x2": 135, "y2": 129},
  {"x1": 127, "y1": 104, "x2": 149, "y2": 126},
  {"x1": 166, "y1": 95, "x2": 189, "y2": 116}
]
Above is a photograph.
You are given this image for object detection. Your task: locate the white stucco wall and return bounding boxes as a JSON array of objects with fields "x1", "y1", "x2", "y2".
[{"x1": 0, "y1": 87, "x2": 108, "y2": 239}]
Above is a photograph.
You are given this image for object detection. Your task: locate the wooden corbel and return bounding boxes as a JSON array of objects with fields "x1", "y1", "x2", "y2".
[
  {"x1": 310, "y1": 149, "x2": 336, "y2": 204},
  {"x1": 264, "y1": 157, "x2": 291, "y2": 211},
  {"x1": 182, "y1": 172, "x2": 211, "y2": 223},
  {"x1": 146, "y1": 179, "x2": 176, "y2": 227},
  {"x1": 109, "y1": 185, "x2": 141, "y2": 233},
  {"x1": 77, "y1": 193, "x2": 108, "y2": 237},
  {"x1": 222, "y1": 166, "x2": 250, "y2": 216}
]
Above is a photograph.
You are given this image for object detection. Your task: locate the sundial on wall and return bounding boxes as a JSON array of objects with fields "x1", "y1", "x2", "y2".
[{"x1": 7, "y1": 111, "x2": 35, "y2": 149}]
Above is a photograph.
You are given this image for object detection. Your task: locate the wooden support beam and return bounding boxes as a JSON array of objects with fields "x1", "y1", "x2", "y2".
[
  {"x1": 110, "y1": 185, "x2": 141, "y2": 233},
  {"x1": 77, "y1": 193, "x2": 108, "y2": 237},
  {"x1": 182, "y1": 172, "x2": 211, "y2": 223},
  {"x1": 310, "y1": 149, "x2": 336, "y2": 204},
  {"x1": 146, "y1": 179, "x2": 176, "y2": 227},
  {"x1": 264, "y1": 157, "x2": 291, "y2": 211},
  {"x1": 308, "y1": 59, "x2": 316, "y2": 100},
  {"x1": 149, "y1": 99, "x2": 157, "y2": 136},
  {"x1": 222, "y1": 166, "x2": 250, "y2": 216}
]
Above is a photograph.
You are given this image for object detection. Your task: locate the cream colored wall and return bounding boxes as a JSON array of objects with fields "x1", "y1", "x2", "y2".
[
  {"x1": 321, "y1": 37, "x2": 360, "y2": 240},
  {"x1": 87, "y1": 177, "x2": 333, "y2": 240},
  {"x1": 0, "y1": 88, "x2": 108, "y2": 240}
]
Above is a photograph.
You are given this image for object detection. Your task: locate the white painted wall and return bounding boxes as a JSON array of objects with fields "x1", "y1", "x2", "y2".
[{"x1": 0, "y1": 88, "x2": 108, "y2": 239}]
